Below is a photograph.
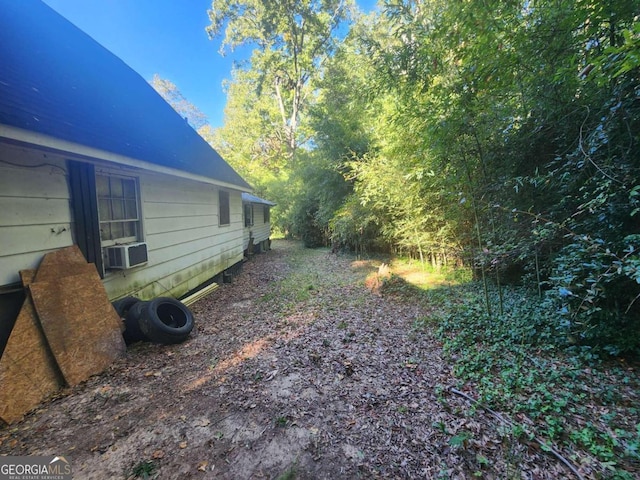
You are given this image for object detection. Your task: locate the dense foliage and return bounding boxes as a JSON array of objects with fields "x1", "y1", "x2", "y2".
[
  {"x1": 420, "y1": 280, "x2": 640, "y2": 478},
  {"x1": 207, "y1": 0, "x2": 640, "y2": 353}
]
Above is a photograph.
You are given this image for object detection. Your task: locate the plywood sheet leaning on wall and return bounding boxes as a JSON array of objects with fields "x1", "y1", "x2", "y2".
[
  {"x1": 34, "y1": 244, "x2": 93, "y2": 282},
  {"x1": 29, "y1": 246, "x2": 126, "y2": 387},
  {"x1": 0, "y1": 270, "x2": 64, "y2": 424}
]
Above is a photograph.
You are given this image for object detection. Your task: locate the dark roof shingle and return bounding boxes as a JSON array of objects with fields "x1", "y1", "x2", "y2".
[{"x1": 0, "y1": 0, "x2": 251, "y2": 190}]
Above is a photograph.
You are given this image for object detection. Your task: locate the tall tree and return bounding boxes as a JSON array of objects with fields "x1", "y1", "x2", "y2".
[
  {"x1": 363, "y1": 0, "x2": 640, "y2": 349},
  {"x1": 151, "y1": 74, "x2": 209, "y2": 131},
  {"x1": 213, "y1": 67, "x2": 289, "y2": 180},
  {"x1": 206, "y1": 0, "x2": 352, "y2": 158}
]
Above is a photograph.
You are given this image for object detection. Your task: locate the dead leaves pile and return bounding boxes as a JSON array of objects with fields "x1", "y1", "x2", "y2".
[{"x1": 0, "y1": 241, "x2": 590, "y2": 478}]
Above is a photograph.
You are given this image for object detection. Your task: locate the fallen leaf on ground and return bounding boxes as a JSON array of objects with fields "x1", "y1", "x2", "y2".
[{"x1": 152, "y1": 450, "x2": 165, "y2": 459}]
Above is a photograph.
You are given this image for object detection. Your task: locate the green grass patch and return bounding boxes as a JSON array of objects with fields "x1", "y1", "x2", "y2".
[
  {"x1": 276, "y1": 463, "x2": 297, "y2": 480},
  {"x1": 262, "y1": 242, "x2": 372, "y2": 308},
  {"x1": 275, "y1": 415, "x2": 290, "y2": 428},
  {"x1": 389, "y1": 258, "x2": 472, "y2": 290},
  {"x1": 129, "y1": 460, "x2": 158, "y2": 479}
]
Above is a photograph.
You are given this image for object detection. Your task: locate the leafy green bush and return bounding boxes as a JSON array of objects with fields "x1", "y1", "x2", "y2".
[
  {"x1": 546, "y1": 234, "x2": 640, "y2": 355},
  {"x1": 430, "y1": 281, "x2": 640, "y2": 476},
  {"x1": 329, "y1": 194, "x2": 384, "y2": 254}
]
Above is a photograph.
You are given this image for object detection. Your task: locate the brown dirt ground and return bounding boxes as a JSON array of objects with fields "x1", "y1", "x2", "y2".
[{"x1": 0, "y1": 240, "x2": 574, "y2": 479}]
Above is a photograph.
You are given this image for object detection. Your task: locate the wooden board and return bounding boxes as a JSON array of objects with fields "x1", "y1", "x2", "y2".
[
  {"x1": 181, "y1": 283, "x2": 219, "y2": 307},
  {"x1": 34, "y1": 245, "x2": 94, "y2": 282},
  {"x1": 20, "y1": 269, "x2": 36, "y2": 286},
  {"x1": 1, "y1": 244, "x2": 128, "y2": 422},
  {"x1": 30, "y1": 268, "x2": 126, "y2": 387},
  {"x1": 0, "y1": 270, "x2": 63, "y2": 424}
]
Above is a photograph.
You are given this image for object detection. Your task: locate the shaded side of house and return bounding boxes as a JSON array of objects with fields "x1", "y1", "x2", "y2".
[
  {"x1": 0, "y1": 143, "x2": 247, "y2": 300},
  {"x1": 0, "y1": 0, "x2": 265, "y2": 355},
  {"x1": 242, "y1": 193, "x2": 276, "y2": 255}
]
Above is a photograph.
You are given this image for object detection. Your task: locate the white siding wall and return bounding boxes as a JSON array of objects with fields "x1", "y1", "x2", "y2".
[
  {"x1": 0, "y1": 142, "x2": 246, "y2": 300},
  {"x1": 102, "y1": 169, "x2": 244, "y2": 300},
  {"x1": 0, "y1": 144, "x2": 73, "y2": 286},
  {"x1": 243, "y1": 203, "x2": 271, "y2": 251},
  {"x1": 243, "y1": 218, "x2": 251, "y2": 251},
  {"x1": 251, "y1": 204, "x2": 271, "y2": 244}
]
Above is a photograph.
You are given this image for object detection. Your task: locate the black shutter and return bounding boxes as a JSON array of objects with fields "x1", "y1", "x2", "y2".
[{"x1": 67, "y1": 160, "x2": 103, "y2": 277}]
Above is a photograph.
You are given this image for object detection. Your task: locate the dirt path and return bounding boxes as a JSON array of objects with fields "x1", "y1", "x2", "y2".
[{"x1": 0, "y1": 240, "x2": 566, "y2": 479}]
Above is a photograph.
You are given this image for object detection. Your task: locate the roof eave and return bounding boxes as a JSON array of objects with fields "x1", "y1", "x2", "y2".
[{"x1": 0, "y1": 123, "x2": 253, "y2": 192}]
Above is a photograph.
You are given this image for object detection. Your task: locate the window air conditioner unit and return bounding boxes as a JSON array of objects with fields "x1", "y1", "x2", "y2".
[{"x1": 106, "y1": 242, "x2": 148, "y2": 269}]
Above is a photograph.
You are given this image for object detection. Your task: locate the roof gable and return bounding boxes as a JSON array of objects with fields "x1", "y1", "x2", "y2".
[{"x1": 0, "y1": 0, "x2": 251, "y2": 190}]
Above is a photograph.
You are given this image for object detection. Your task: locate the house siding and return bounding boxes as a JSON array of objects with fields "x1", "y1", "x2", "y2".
[
  {"x1": 99, "y1": 168, "x2": 244, "y2": 301},
  {"x1": 0, "y1": 144, "x2": 73, "y2": 286},
  {"x1": 243, "y1": 224, "x2": 250, "y2": 251},
  {"x1": 0, "y1": 143, "x2": 245, "y2": 300},
  {"x1": 251, "y1": 205, "x2": 271, "y2": 244},
  {"x1": 243, "y1": 204, "x2": 271, "y2": 251},
  {"x1": 243, "y1": 204, "x2": 251, "y2": 251}
]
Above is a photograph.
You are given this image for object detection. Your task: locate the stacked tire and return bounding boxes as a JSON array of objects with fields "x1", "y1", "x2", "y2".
[{"x1": 112, "y1": 297, "x2": 194, "y2": 344}]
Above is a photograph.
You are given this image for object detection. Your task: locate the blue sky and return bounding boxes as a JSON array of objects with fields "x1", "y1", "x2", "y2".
[{"x1": 42, "y1": 0, "x2": 377, "y2": 129}]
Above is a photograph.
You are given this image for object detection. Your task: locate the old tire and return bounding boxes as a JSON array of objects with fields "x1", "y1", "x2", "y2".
[
  {"x1": 123, "y1": 300, "x2": 149, "y2": 343},
  {"x1": 138, "y1": 297, "x2": 194, "y2": 344},
  {"x1": 112, "y1": 296, "x2": 139, "y2": 319}
]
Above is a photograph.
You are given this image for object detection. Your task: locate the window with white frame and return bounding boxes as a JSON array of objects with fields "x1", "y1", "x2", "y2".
[{"x1": 96, "y1": 173, "x2": 141, "y2": 246}]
